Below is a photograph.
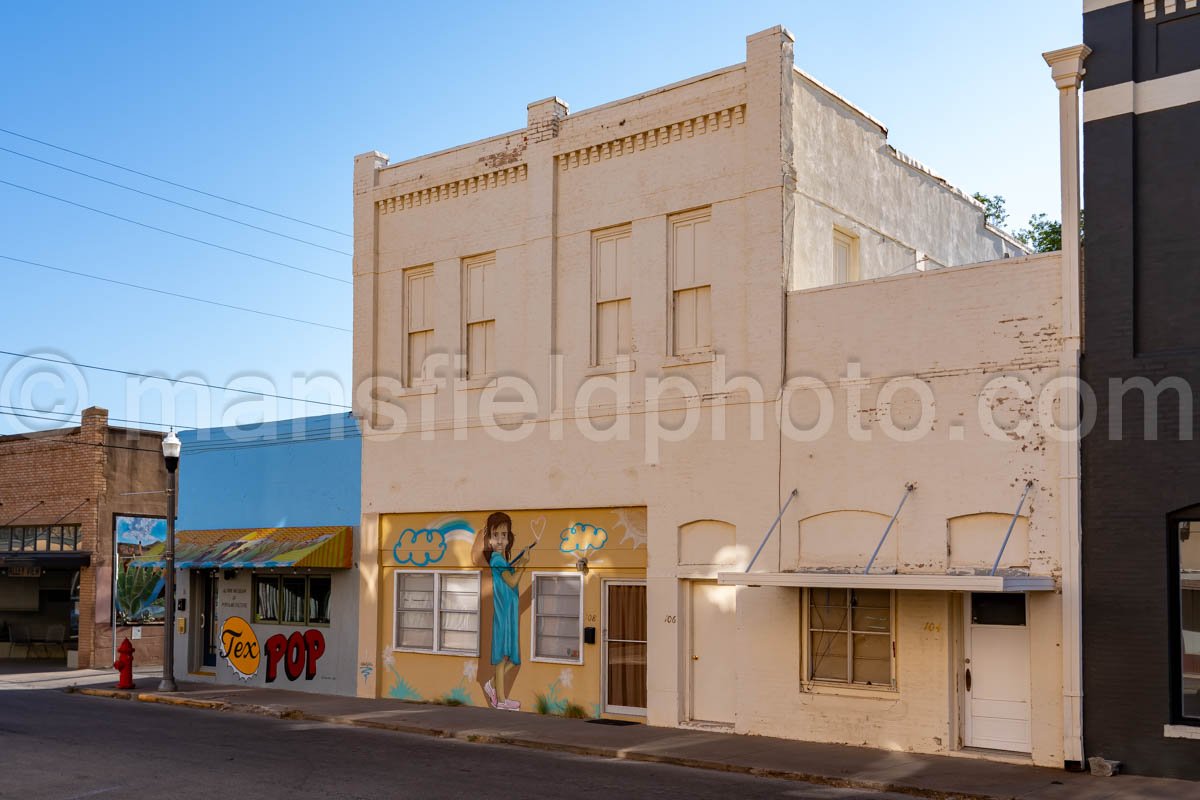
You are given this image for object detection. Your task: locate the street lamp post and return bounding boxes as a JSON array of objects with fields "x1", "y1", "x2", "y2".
[{"x1": 159, "y1": 430, "x2": 181, "y2": 693}]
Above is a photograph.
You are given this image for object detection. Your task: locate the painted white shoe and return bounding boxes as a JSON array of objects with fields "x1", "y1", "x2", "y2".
[
  {"x1": 499, "y1": 698, "x2": 521, "y2": 711},
  {"x1": 483, "y1": 679, "x2": 498, "y2": 707}
]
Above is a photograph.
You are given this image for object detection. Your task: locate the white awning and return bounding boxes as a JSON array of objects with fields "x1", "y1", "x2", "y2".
[{"x1": 717, "y1": 571, "x2": 1055, "y2": 592}]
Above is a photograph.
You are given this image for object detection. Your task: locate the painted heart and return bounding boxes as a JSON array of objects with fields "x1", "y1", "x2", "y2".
[{"x1": 530, "y1": 515, "x2": 546, "y2": 542}]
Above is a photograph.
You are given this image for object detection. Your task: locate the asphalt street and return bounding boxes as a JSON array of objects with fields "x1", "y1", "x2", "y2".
[{"x1": 0, "y1": 690, "x2": 916, "y2": 800}]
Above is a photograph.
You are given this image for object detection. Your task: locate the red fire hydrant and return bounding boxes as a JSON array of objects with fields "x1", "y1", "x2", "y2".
[{"x1": 114, "y1": 638, "x2": 136, "y2": 690}]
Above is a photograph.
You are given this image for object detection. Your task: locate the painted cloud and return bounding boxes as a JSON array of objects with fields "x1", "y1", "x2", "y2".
[
  {"x1": 559, "y1": 523, "x2": 608, "y2": 553},
  {"x1": 392, "y1": 520, "x2": 473, "y2": 566}
]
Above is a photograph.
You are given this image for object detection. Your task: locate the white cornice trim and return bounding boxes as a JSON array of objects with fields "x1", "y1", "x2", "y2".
[
  {"x1": 1085, "y1": 68, "x2": 1200, "y2": 121},
  {"x1": 1082, "y1": 0, "x2": 1128, "y2": 11}
]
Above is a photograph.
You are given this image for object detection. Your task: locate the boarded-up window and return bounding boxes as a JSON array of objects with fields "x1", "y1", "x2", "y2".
[
  {"x1": 593, "y1": 227, "x2": 632, "y2": 365},
  {"x1": 464, "y1": 254, "x2": 496, "y2": 379},
  {"x1": 670, "y1": 209, "x2": 712, "y2": 355},
  {"x1": 405, "y1": 266, "x2": 435, "y2": 385},
  {"x1": 833, "y1": 228, "x2": 859, "y2": 284}
]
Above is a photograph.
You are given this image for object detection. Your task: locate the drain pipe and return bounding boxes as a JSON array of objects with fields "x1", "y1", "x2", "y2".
[{"x1": 1044, "y1": 43, "x2": 1090, "y2": 769}]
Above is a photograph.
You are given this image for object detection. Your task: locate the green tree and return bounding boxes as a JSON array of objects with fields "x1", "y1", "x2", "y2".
[
  {"x1": 972, "y1": 192, "x2": 1009, "y2": 229},
  {"x1": 1016, "y1": 213, "x2": 1062, "y2": 253}
]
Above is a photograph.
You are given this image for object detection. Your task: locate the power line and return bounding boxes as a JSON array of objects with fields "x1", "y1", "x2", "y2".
[
  {"x1": 0, "y1": 411, "x2": 360, "y2": 458},
  {"x1": 0, "y1": 127, "x2": 351, "y2": 238},
  {"x1": 0, "y1": 179, "x2": 351, "y2": 285},
  {"x1": 0, "y1": 404, "x2": 188, "y2": 430},
  {"x1": 0, "y1": 146, "x2": 352, "y2": 256},
  {"x1": 1, "y1": 254, "x2": 350, "y2": 333},
  {"x1": 0, "y1": 350, "x2": 352, "y2": 409}
]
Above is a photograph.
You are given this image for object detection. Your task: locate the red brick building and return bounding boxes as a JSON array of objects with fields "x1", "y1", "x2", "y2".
[{"x1": 0, "y1": 407, "x2": 168, "y2": 668}]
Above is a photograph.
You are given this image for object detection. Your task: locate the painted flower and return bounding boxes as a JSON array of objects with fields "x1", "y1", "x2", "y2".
[
  {"x1": 558, "y1": 668, "x2": 574, "y2": 689},
  {"x1": 463, "y1": 660, "x2": 478, "y2": 681}
]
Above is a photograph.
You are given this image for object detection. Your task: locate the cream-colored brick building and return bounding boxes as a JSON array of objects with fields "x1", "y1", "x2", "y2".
[{"x1": 352, "y1": 27, "x2": 1076, "y2": 767}]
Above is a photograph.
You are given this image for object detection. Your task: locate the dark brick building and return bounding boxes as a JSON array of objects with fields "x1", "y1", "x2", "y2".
[
  {"x1": 1081, "y1": 0, "x2": 1200, "y2": 779},
  {"x1": 0, "y1": 407, "x2": 168, "y2": 669}
]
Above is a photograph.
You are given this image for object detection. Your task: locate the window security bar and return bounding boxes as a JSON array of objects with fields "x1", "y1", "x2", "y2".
[
  {"x1": 744, "y1": 488, "x2": 800, "y2": 573},
  {"x1": 864, "y1": 483, "x2": 916, "y2": 575},
  {"x1": 991, "y1": 480, "x2": 1035, "y2": 577}
]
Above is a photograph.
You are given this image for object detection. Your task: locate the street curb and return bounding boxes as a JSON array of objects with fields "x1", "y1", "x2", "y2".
[
  {"x1": 63, "y1": 688, "x2": 999, "y2": 800},
  {"x1": 72, "y1": 687, "x2": 133, "y2": 700}
]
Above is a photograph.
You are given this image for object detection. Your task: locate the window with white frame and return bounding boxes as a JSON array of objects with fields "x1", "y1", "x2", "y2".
[
  {"x1": 669, "y1": 209, "x2": 712, "y2": 356},
  {"x1": 464, "y1": 254, "x2": 496, "y2": 379},
  {"x1": 394, "y1": 571, "x2": 480, "y2": 655},
  {"x1": 833, "y1": 228, "x2": 860, "y2": 284},
  {"x1": 405, "y1": 265, "x2": 435, "y2": 385},
  {"x1": 592, "y1": 226, "x2": 632, "y2": 366},
  {"x1": 532, "y1": 573, "x2": 583, "y2": 663},
  {"x1": 806, "y1": 587, "x2": 894, "y2": 687}
]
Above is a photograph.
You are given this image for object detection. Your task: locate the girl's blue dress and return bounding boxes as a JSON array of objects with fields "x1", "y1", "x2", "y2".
[{"x1": 490, "y1": 551, "x2": 521, "y2": 665}]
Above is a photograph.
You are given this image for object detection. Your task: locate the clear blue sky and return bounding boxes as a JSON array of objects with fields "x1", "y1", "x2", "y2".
[{"x1": 0, "y1": 1, "x2": 1081, "y2": 435}]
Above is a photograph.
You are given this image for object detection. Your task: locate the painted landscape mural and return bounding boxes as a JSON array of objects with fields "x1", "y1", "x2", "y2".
[
  {"x1": 378, "y1": 507, "x2": 647, "y2": 718},
  {"x1": 113, "y1": 515, "x2": 167, "y2": 624}
]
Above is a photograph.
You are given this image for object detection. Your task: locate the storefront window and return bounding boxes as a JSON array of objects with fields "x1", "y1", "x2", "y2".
[
  {"x1": 0, "y1": 525, "x2": 81, "y2": 552},
  {"x1": 1179, "y1": 520, "x2": 1200, "y2": 720},
  {"x1": 253, "y1": 574, "x2": 331, "y2": 626},
  {"x1": 807, "y1": 588, "x2": 894, "y2": 687}
]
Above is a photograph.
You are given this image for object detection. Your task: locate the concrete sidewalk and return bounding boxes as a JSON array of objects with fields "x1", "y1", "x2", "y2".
[{"x1": 69, "y1": 680, "x2": 1196, "y2": 800}]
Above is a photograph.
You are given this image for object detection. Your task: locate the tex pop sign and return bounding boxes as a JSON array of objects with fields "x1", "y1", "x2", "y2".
[{"x1": 219, "y1": 616, "x2": 326, "y2": 682}]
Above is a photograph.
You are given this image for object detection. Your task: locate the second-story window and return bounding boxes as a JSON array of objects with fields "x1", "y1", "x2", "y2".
[
  {"x1": 405, "y1": 265, "x2": 435, "y2": 385},
  {"x1": 592, "y1": 226, "x2": 632, "y2": 366},
  {"x1": 464, "y1": 254, "x2": 496, "y2": 379},
  {"x1": 833, "y1": 227, "x2": 860, "y2": 283},
  {"x1": 670, "y1": 209, "x2": 712, "y2": 356}
]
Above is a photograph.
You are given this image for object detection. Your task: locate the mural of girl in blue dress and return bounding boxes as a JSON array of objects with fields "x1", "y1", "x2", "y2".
[{"x1": 478, "y1": 511, "x2": 527, "y2": 710}]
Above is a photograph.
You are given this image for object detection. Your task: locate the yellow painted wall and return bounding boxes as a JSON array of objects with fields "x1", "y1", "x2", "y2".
[{"x1": 378, "y1": 507, "x2": 646, "y2": 717}]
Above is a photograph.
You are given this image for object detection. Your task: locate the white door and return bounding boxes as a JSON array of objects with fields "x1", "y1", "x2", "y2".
[
  {"x1": 689, "y1": 581, "x2": 736, "y2": 724},
  {"x1": 603, "y1": 581, "x2": 647, "y2": 715},
  {"x1": 964, "y1": 592, "x2": 1031, "y2": 752}
]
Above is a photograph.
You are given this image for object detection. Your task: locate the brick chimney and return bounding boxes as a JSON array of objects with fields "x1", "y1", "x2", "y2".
[{"x1": 527, "y1": 97, "x2": 569, "y2": 144}]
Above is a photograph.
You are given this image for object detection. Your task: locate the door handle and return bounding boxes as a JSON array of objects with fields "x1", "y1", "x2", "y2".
[
  {"x1": 692, "y1": 655, "x2": 699, "y2": 661},
  {"x1": 199, "y1": 612, "x2": 205, "y2": 630},
  {"x1": 964, "y1": 668, "x2": 972, "y2": 692}
]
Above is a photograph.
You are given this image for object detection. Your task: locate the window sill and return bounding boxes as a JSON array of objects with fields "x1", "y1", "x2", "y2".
[
  {"x1": 456, "y1": 376, "x2": 498, "y2": 391},
  {"x1": 394, "y1": 382, "x2": 439, "y2": 398},
  {"x1": 662, "y1": 352, "x2": 715, "y2": 369},
  {"x1": 586, "y1": 359, "x2": 637, "y2": 377},
  {"x1": 802, "y1": 681, "x2": 899, "y2": 700},
  {"x1": 531, "y1": 656, "x2": 584, "y2": 666},
  {"x1": 1164, "y1": 724, "x2": 1200, "y2": 740},
  {"x1": 390, "y1": 646, "x2": 480, "y2": 658}
]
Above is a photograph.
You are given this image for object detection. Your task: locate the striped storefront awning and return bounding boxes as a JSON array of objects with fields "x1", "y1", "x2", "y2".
[{"x1": 133, "y1": 526, "x2": 352, "y2": 569}]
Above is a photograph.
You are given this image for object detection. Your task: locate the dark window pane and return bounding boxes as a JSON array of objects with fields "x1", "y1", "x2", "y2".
[
  {"x1": 1180, "y1": 521, "x2": 1200, "y2": 719},
  {"x1": 308, "y1": 577, "x2": 331, "y2": 624},
  {"x1": 281, "y1": 578, "x2": 306, "y2": 623},
  {"x1": 254, "y1": 576, "x2": 280, "y2": 622},
  {"x1": 0, "y1": 528, "x2": 10, "y2": 550},
  {"x1": 971, "y1": 593, "x2": 1026, "y2": 626}
]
